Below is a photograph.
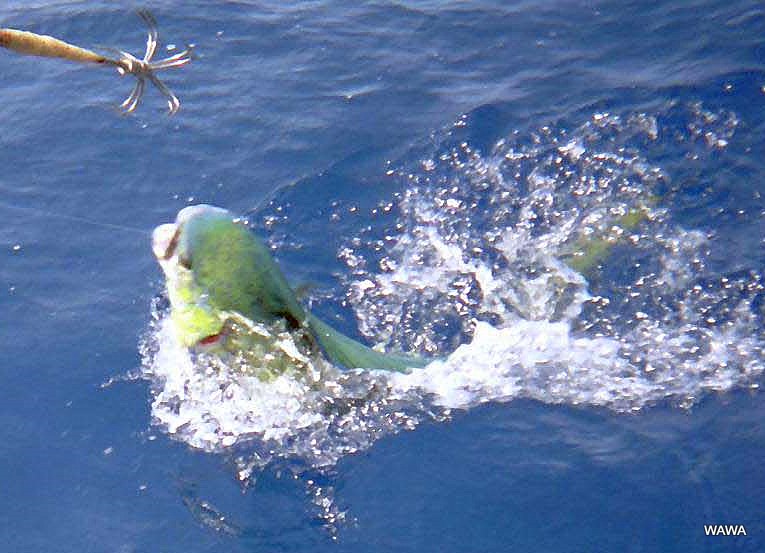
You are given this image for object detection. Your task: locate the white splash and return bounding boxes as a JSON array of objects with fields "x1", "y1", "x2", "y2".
[
  {"x1": 145, "y1": 317, "x2": 325, "y2": 447},
  {"x1": 141, "y1": 102, "x2": 762, "y2": 483}
]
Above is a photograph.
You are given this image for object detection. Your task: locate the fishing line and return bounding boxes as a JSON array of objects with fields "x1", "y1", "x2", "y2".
[{"x1": 0, "y1": 200, "x2": 150, "y2": 235}]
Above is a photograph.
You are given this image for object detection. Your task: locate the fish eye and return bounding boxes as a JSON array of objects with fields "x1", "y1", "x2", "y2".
[{"x1": 178, "y1": 254, "x2": 192, "y2": 270}]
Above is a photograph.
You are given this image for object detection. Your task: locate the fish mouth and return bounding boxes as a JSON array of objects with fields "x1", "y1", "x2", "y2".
[{"x1": 152, "y1": 223, "x2": 180, "y2": 261}]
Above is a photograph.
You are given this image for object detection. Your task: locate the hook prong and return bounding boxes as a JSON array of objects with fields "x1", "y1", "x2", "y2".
[
  {"x1": 120, "y1": 77, "x2": 145, "y2": 113},
  {"x1": 137, "y1": 9, "x2": 158, "y2": 61},
  {"x1": 148, "y1": 72, "x2": 180, "y2": 115}
]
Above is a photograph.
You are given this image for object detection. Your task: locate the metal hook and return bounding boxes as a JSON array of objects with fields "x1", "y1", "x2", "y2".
[{"x1": 116, "y1": 10, "x2": 192, "y2": 115}]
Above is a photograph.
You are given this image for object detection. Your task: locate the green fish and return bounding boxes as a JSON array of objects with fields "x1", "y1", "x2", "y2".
[
  {"x1": 152, "y1": 205, "x2": 424, "y2": 376},
  {"x1": 561, "y1": 205, "x2": 653, "y2": 277}
]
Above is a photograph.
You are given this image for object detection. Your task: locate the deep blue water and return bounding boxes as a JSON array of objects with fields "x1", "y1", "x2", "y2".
[{"x1": 1, "y1": 1, "x2": 765, "y2": 551}]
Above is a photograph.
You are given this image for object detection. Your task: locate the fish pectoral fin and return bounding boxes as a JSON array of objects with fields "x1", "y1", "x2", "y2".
[
  {"x1": 278, "y1": 310, "x2": 303, "y2": 330},
  {"x1": 306, "y1": 314, "x2": 426, "y2": 373}
]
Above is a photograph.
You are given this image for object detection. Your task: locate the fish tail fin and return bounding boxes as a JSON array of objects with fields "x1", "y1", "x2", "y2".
[{"x1": 306, "y1": 314, "x2": 426, "y2": 373}]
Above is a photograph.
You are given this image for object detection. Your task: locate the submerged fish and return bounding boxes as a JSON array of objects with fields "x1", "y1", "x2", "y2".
[{"x1": 152, "y1": 205, "x2": 424, "y2": 376}]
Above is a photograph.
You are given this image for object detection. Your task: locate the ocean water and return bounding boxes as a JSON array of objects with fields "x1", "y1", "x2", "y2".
[{"x1": 1, "y1": 1, "x2": 764, "y2": 551}]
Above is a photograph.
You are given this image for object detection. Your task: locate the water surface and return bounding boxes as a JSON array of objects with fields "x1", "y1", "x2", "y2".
[{"x1": 1, "y1": 1, "x2": 764, "y2": 551}]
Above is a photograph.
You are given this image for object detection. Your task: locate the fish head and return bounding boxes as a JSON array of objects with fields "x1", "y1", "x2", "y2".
[{"x1": 152, "y1": 204, "x2": 257, "y2": 347}]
